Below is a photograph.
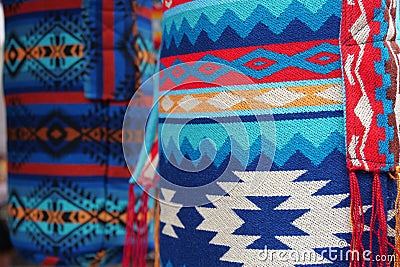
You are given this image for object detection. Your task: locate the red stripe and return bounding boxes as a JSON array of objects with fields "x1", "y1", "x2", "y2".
[
  {"x1": 4, "y1": 92, "x2": 93, "y2": 105},
  {"x1": 160, "y1": 69, "x2": 342, "y2": 91},
  {"x1": 149, "y1": 140, "x2": 159, "y2": 160},
  {"x1": 9, "y1": 163, "x2": 106, "y2": 176},
  {"x1": 108, "y1": 166, "x2": 132, "y2": 179},
  {"x1": 4, "y1": 0, "x2": 81, "y2": 17},
  {"x1": 102, "y1": 0, "x2": 116, "y2": 99},
  {"x1": 161, "y1": 39, "x2": 339, "y2": 66},
  {"x1": 160, "y1": 39, "x2": 341, "y2": 90},
  {"x1": 9, "y1": 162, "x2": 133, "y2": 178},
  {"x1": 162, "y1": 0, "x2": 193, "y2": 12}
]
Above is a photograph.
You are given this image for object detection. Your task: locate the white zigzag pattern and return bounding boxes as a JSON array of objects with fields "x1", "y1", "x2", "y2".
[
  {"x1": 196, "y1": 170, "x2": 353, "y2": 266},
  {"x1": 349, "y1": 0, "x2": 373, "y2": 170},
  {"x1": 160, "y1": 188, "x2": 184, "y2": 238}
]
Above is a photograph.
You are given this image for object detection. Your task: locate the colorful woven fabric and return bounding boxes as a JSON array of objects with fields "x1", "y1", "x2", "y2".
[
  {"x1": 154, "y1": 0, "x2": 400, "y2": 266},
  {"x1": 340, "y1": 0, "x2": 400, "y2": 265},
  {"x1": 4, "y1": 0, "x2": 154, "y2": 266},
  {"x1": 341, "y1": 0, "x2": 400, "y2": 173}
]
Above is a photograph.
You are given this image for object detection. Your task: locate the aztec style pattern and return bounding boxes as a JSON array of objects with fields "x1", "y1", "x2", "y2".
[
  {"x1": 341, "y1": 0, "x2": 400, "y2": 172},
  {"x1": 339, "y1": 0, "x2": 400, "y2": 265},
  {"x1": 4, "y1": 0, "x2": 155, "y2": 266},
  {"x1": 157, "y1": 0, "x2": 399, "y2": 266}
]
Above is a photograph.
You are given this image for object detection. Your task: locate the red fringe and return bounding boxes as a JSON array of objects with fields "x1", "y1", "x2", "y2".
[
  {"x1": 349, "y1": 171, "x2": 365, "y2": 267},
  {"x1": 350, "y1": 171, "x2": 391, "y2": 267},
  {"x1": 123, "y1": 183, "x2": 136, "y2": 267},
  {"x1": 122, "y1": 183, "x2": 149, "y2": 267},
  {"x1": 371, "y1": 173, "x2": 389, "y2": 267}
]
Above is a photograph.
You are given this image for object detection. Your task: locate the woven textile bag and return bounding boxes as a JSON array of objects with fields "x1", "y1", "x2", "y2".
[
  {"x1": 4, "y1": 0, "x2": 155, "y2": 265},
  {"x1": 153, "y1": 0, "x2": 400, "y2": 266}
]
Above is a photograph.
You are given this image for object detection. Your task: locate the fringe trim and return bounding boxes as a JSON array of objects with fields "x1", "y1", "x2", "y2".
[
  {"x1": 395, "y1": 177, "x2": 400, "y2": 267},
  {"x1": 122, "y1": 184, "x2": 149, "y2": 267},
  {"x1": 371, "y1": 172, "x2": 389, "y2": 267},
  {"x1": 349, "y1": 171, "x2": 365, "y2": 267},
  {"x1": 390, "y1": 167, "x2": 400, "y2": 267},
  {"x1": 349, "y1": 170, "x2": 393, "y2": 267},
  {"x1": 154, "y1": 189, "x2": 161, "y2": 267}
]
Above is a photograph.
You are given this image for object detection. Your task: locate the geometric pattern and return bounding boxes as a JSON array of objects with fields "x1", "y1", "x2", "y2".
[
  {"x1": 196, "y1": 170, "x2": 352, "y2": 266},
  {"x1": 341, "y1": 0, "x2": 400, "y2": 172},
  {"x1": 159, "y1": 83, "x2": 343, "y2": 113},
  {"x1": 6, "y1": 174, "x2": 145, "y2": 267},
  {"x1": 6, "y1": 99, "x2": 111, "y2": 168},
  {"x1": 4, "y1": 10, "x2": 85, "y2": 91},
  {"x1": 339, "y1": 1, "x2": 400, "y2": 264},
  {"x1": 157, "y1": 0, "x2": 398, "y2": 266},
  {"x1": 160, "y1": 41, "x2": 341, "y2": 84},
  {"x1": 3, "y1": 0, "x2": 156, "y2": 266},
  {"x1": 8, "y1": 178, "x2": 126, "y2": 247},
  {"x1": 160, "y1": 188, "x2": 184, "y2": 238},
  {"x1": 161, "y1": 0, "x2": 341, "y2": 48}
]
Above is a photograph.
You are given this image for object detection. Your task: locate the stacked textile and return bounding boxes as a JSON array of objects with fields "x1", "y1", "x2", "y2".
[{"x1": 3, "y1": 0, "x2": 155, "y2": 266}]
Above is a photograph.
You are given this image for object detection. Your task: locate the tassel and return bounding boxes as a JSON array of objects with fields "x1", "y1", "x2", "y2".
[
  {"x1": 122, "y1": 184, "x2": 149, "y2": 267},
  {"x1": 371, "y1": 172, "x2": 389, "y2": 267},
  {"x1": 138, "y1": 188, "x2": 149, "y2": 267},
  {"x1": 395, "y1": 179, "x2": 400, "y2": 267},
  {"x1": 349, "y1": 171, "x2": 365, "y2": 267},
  {"x1": 390, "y1": 167, "x2": 400, "y2": 267},
  {"x1": 154, "y1": 189, "x2": 161, "y2": 267},
  {"x1": 123, "y1": 183, "x2": 136, "y2": 267}
]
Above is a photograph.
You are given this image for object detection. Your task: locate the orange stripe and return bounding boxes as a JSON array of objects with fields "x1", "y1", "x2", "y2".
[
  {"x1": 4, "y1": 45, "x2": 84, "y2": 63},
  {"x1": 102, "y1": 0, "x2": 115, "y2": 99},
  {"x1": 8, "y1": 127, "x2": 135, "y2": 143},
  {"x1": 9, "y1": 163, "x2": 106, "y2": 176},
  {"x1": 5, "y1": 0, "x2": 82, "y2": 17}
]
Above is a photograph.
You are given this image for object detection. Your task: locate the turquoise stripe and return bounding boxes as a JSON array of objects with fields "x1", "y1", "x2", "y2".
[
  {"x1": 159, "y1": 116, "x2": 344, "y2": 150},
  {"x1": 160, "y1": 78, "x2": 343, "y2": 95},
  {"x1": 275, "y1": 116, "x2": 344, "y2": 149},
  {"x1": 163, "y1": 0, "x2": 332, "y2": 29},
  {"x1": 159, "y1": 104, "x2": 343, "y2": 118}
]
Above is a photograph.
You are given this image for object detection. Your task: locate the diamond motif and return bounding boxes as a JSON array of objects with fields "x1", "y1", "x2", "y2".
[
  {"x1": 306, "y1": 52, "x2": 340, "y2": 66},
  {"x1": 4, "y1": 34, "x2": 27, "y2": 76},
  {"x1": 198, "y1": 62, "x2": 222, "y2": 75},
  {"x1": 161, "y1": 96, "x2": 174, "y2": 111},
  {"x1": 244, "y1": 57, "x2": 276, "y2": 71},
  {"x1": 254, "y1": 87, "x2": 306, "y2": 107},
  {"x1": 354, "y1": 95, "x2": 373, "y2": 128},
  {"x1": 32, "y1": 191, "x2": 93, "y2": 243},
  {"x1": 207, "y1": 91, "x2": 245, "y2": 110},
  {"x1": 34, "y1": 24, "x2": 82, "y2": 78},
  {"x1": 315, "y1": 84, "x2": 343, "y2": 102},
  {"x1": 36, "y1": 111, "x2": 81, "y2": 155},
  {"x1": 178, "y1": 95, "x2": 201, "y2": 111},
  {"x1": 172, "y1": 66, "x2": 185, "y2": 79}
]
